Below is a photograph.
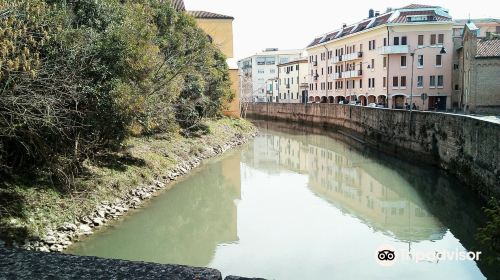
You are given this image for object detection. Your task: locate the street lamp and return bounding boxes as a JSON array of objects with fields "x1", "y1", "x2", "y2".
[{"x1": 408, "y1": 46, "x2": 446, "y2": 133}]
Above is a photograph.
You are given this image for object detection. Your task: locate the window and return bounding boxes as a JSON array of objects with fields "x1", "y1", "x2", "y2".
[
  {"x1": 296, "y1": 65, "x2": 299, "y2": 70},
  {"x1": 497, "y1": 26, "x2": 500, "y2": 33},
  {"x1": 371, "y1": 59, "x2": 375, "y2": 69},
  {"x1": 256, "y1": 57, "x2": 266, "y2": 65},
  {"x1": 371, "y1": 78, "x2": 375, "y2": 88},
  {"x1": 455, "y1": 84, "x2": 459, "y2": 90},
  {"x1": 372, "y1": 40, "x2": 376, "y2": 49},
  {"x1": 393, "y1": 76, "x2": 399, "y2": 88},
  {"x1": 430, "y1": 34, "x2": 436, "y2": 45},
  {"x1": 430, "y1": 76, "x2": 436, "y2": 87},
  {"x1": 401, "y1": 56, "x2": 407, "y2": 67},
  {"x1": 436, "y1": 55, "x2": 442, "y2": 66},
  {"x1": 383, "y1": 38, "x2": 387, "y2": 46},
  {"x1": 359, "y1": 79, "x2": 363, "y2": 89},
  {"x1": 417, "y1": 76, "x2": 423, "y2": 88},
  {"x1": 383, "y1": 77, "x2": 387, "y2": 88},
  {"x1": 383, "y1": 57, "x2": 387, "y2": 68},
  {"x1": 418, "y1": 35, "x2": 424, "y2": 46},
  {"x1": 453, "y1": 63, "x2": 459, "y2": 70},
  {"x1": 394, "y1": 37, "x2": 400, "y2": 46},
  {"x1": 258, "y1": 69, "x2": 264, "y2": 74},
  {"x1": 438, "y1": 34, "x2": 444, "y2": 44},
  {"x1": 402, "y1": 36, "x2": 407, "y2": 45},
  {"x1": 417, "y1": 55, "x2": 424, "y2": 67},
  {"x1": 400, "y1": 76, "x2": 407, "y2": 88},
  {"x1": 437, "y1": 75, "x2": 444, "y2": 87}
]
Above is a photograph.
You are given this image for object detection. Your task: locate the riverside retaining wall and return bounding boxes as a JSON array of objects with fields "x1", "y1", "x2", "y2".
[{"x1": 246, "y1": 103, "x2": 500, "y2": 199}]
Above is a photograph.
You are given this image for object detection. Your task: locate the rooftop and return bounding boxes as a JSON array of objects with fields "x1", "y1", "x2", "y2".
[
  {"x1": 187, "y1": 10, "x2": 234, "y2": 20},
  {"x1": 307, "y1": 4, "x2": 452, "y2": 48},
  {"x1": 476, "y1": 38, "x2": 500, "y2": 58},
  {"x1": 454, "y1": 18, "x2": 500, "y2": 25},
  {"x1": 166, "y1": 0, "x2": 185, "y2": 11}
]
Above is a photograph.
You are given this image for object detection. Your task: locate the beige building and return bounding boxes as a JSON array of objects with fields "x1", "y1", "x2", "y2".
[
  {"x1": 306, "y1": 4, "x2": 453, "y2": 110},
  {"x1": 276, "y1": 59, "x2": 309, "y2": 103},
  {"x1": 457, "y1": 23, "x2": 500, "y2": 114}
]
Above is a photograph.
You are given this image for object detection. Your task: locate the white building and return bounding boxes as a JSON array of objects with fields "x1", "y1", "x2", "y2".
[
  {"x1": 277, "y1": 59, "x2": 309, "y2": 103},
  {"x1": 266, "y1": 78, "x2": 279, "y2": 102},
  {"x1": 238, "y1": 48, "x2": 304, "y2": 102}
]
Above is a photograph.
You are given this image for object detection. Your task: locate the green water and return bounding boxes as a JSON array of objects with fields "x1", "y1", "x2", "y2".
[{"x1": 68, "y1": 121, "x2": 492, "y2": 279}]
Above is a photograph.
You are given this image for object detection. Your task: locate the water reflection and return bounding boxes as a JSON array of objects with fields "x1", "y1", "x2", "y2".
[
  {"x1": 68, "y1": 151, "x2": 242, "y2": 267},
  {"x1": 244, "y1": 124, "x2": 447, "y2": 243},
  {"x1": 69, "y1": 120, "x2": 492, "y2": 279}
]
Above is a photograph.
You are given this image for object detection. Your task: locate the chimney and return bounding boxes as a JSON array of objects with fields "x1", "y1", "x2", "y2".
[
  {"x1": 375, "y1": 11, "x2": 380, "y2": 17},
  {"x1": 369, "y1": 9, "x2": 374, "y2": 18}
]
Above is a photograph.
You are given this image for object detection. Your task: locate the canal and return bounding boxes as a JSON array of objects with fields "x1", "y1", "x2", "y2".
[{"x1": 68, "y1": 121, "x2": 492, "y2": 279}]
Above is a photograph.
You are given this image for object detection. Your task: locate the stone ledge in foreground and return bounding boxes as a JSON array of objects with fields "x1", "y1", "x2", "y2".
[{"x1": 0, "y1": 246, "x2": 262, "y2": 280}]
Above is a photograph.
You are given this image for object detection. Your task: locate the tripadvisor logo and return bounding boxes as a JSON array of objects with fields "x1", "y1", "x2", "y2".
[{"x1": 375, "y1": 245, "x2": 482, "y2": 266}]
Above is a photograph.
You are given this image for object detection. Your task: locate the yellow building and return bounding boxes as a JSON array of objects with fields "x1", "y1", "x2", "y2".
[{"x1": 187, "y1": 10, "x2": 241, "y2": 118}]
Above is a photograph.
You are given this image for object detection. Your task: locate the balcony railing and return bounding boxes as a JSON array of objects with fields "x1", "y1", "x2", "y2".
[
  {"x1": 377, "y1": 45, "x2": 409, "y2": 54},
  {"x1": 341, "y1": 70, "x2": 356, "y2": 78},
  {"x1": 341, "y1": 52, "x2": 363, "y2": 62},
  {"x1": 313, "y1": 61, "x2": 318, "y2": 66},
  {"x1": 333, "y1": 73, "x2": 342, "y2": 79}
]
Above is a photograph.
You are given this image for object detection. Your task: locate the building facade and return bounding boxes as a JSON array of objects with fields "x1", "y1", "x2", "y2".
[
  {"x1": 238, "y1": 49, "x2": 304, "y2": 103},
  {"x1": 187, "y1": 10, "x2": 241, "y2": 117},
  {"x1": 457, "y1": 23, "x2": 500, "y2": 114},
  {"x1": 306, "y1": 4, "x2": 453, "y2": 110},
  {"x1": 451, "y1": 19, "x2": 500, "y2": 109},
  {"x1": 276, "y1": 59, "x2": 309, "y2": 103}
]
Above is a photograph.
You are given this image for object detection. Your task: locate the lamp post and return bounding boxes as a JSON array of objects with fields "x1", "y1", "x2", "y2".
[{"x1": 408, "y1": 46, "x2": 446, "y2": 133}]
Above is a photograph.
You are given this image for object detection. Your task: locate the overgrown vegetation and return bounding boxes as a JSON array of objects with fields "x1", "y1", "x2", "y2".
[
  {"x1": 476, "y1": 198, "x2": 500, "y2": 265},
  {"x1": 0, "y1": 0, "x2": 239, "y2": 240},
  {"x1": 0, "y1": 0, "x2": 233, "y2": 184}
]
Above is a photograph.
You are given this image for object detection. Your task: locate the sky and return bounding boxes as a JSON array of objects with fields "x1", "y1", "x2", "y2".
[{"x1": 184, "y1": 0, "x2": 500, "y2": 61}]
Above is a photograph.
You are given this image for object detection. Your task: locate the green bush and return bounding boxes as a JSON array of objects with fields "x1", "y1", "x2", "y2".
[{"x1": 0, "y1": 0, "x2": 233, "y2": 184}]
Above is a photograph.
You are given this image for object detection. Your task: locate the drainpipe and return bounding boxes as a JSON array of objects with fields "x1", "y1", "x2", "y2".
[
  {"x1": 323, "y1": 45, "x2": 329, "y2": 102},
  {"x1": 386, "y1": 26, "x2": 390, "y2": 108}
]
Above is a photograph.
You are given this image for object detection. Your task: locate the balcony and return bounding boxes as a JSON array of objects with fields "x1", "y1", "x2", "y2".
[
  {"x1": 313, "y1": 61, "x2": 318, "y2": 66},
  {"x1": 333, "y1": 73, "x2": 342, "y2": 79},
  {"x1": 332, "y1": 56, "x2": 343, "y2": 63},
  {"x1": 341, "y1": 52, "x2": 363, "y2": 62},
  {"x1": 341, "y1": 70, "x2": 361, "y2": 78},
  {"x1": 377, "y1": 45, "x2": 409, "y2": 54}
]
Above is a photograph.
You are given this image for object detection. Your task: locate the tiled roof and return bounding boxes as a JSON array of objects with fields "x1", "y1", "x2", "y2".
[
  {"x1": 391, "y1": 10, "x2": 450, "y2": 24},
  {"x1": 476, "y1": 38, "x2": 500, "y2": 57},
  {"x1": 306, "y1": 5, "x2": 451, "y2": 48},
  {"x1": 455, "y1": 18, "x2": 500, "y2": 25},
  {"x1": 166, "y1": 0, "x2": 185, "y2": 11},
  {"x1": 400, "y1": 4, "x2": 438, "y2": 9},
  {"x1": 187, "y1": 10, "x2": 234, "y2": 20}
]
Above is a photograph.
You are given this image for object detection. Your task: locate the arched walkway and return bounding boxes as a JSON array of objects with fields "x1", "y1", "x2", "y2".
[
  {"x1": 368, "y1": 95, "x2": 377, "y2": 104},
  {"x1": 314, "y1": 96, "x2": 320, "y2": 103},
  {"x1": 335, "y1": 96, "x2": 345, "y2": 104},
  {"x1": 377, "y1": 95, "x2": 387, "y2": 106},
  {"x1": 308, "y1": 96, "x2": 314, "y2": 102},
  {"x1": 392, "y1": 95, "x2": 405, "y2": 109},
  {"x1": 328, "y1": 96, "x2": 334, "y2": 103},
  {"x1": 358, "y1": 95, "x2": 367, "y2": 106},
  {"x1": 320, "y1": 96, "x2": 327, "y2": 103}
]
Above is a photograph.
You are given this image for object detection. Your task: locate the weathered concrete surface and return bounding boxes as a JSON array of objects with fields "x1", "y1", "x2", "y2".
[
  {"x1": 0, "y1": 246, "x2": 222, "y2": 280},
  {"x1": 246, "y1": 103, "x2": 500, "y2": 199}
]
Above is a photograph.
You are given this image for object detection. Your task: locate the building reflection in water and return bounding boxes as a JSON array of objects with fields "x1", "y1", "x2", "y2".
[
  {"x1": 242, "y1": 124, "x2": 447, "y2": 245},
  {"x1": 68, "y1": 151, "x2": 242, "y2": 267}
]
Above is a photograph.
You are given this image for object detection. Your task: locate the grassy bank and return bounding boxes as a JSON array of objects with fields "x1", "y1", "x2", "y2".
[{"x1": 0, "y1": 118, "x2": 256, "y2": 244}]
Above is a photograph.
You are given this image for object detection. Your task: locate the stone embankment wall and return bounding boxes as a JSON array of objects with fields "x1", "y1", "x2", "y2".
[
  {"x1": 0, "y1": 246, "x2": 263, "y2": 280},
  {"x1": 246, "y1": 103, "x2": 499, "y2": 199}
]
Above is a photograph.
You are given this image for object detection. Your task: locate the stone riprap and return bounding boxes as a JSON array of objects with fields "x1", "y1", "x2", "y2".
[{"x1": 245, "y1": 103, "x2": 499, "y2": 199}]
